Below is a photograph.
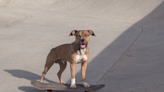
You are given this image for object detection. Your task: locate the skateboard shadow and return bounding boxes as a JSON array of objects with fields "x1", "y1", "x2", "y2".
[{"x1": 18, "y1": 86, "x2": 81, "y2": 92}]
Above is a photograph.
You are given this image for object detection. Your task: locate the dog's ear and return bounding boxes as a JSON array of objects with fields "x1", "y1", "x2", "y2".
[
  {"x1": 88, "y1": 30, "x2": 96, "y2": 36},
  {"x1": 69, "y1": 30, "x2": 78, "y2": 36}
]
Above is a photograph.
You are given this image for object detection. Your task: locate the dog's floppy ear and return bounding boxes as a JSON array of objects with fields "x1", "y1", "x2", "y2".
[
  {"x1": 88, "y1": 30, "x2": 96, "y2": 36},
  {"x1": 69, "y1": 30, "x2": 78, "y2": 36}
]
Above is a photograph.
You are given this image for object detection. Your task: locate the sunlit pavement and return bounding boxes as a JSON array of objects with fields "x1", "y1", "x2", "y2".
[{"x1": 0, "y1": 0, "x2": 164, "y2": 92}]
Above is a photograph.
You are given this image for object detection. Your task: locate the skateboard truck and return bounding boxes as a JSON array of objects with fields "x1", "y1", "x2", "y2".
[
  {"x1": 47, "y1": 90, "x2": 93, "y2": 92},
  {"x1": 47, "y1": 90, "x2": 52, "y2": 92}
]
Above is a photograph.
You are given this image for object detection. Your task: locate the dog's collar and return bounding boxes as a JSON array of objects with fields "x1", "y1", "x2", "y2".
[{"x1": 71, "y1": 44, "x2": 89, "y2": 55}]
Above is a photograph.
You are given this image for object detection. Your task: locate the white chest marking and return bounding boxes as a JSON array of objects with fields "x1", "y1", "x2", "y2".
[
  {"x1": 76, "y1": 48, "x2": 87, "y2": 63},
  {"x1": 76, "y1": 54, "x2": 87, "y2": 63}
]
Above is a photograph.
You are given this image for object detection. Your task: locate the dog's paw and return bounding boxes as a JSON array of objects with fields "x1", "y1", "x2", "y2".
[
  {"x1": 70, "y1": 84, "x2": 77, "y2": 89},
  {"x1": 60, "y1": 81, "x2": 66, "y2": 84},
  {"x1": 83, "y1": 82, "x2": 91, "y2": 88},
  {"x1": 40, "y1": 80, "x2": 43, "y2": 83}
]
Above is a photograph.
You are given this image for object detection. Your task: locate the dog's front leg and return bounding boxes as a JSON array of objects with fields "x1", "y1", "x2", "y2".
[
  {"x1": 70, "y1": 63, "x2": 76, "y2": 88},
  {"x1": 81, "y1": 62, "x2": 91, "y2": 88}
]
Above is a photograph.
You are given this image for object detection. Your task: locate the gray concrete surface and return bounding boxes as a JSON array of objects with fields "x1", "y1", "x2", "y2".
[{"x1": 0, "y1": 0, "x2": 164, "y2": 92}]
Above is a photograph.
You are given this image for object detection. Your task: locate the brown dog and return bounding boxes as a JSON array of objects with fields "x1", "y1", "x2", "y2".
[{"x1": 40, "y1": 30, "x2": 95, "y2": 88}]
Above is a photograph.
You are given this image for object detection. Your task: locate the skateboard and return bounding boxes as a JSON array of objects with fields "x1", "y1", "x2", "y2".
[{"x1": 31, "y1": 81, "x2": 105, "y2": 92}]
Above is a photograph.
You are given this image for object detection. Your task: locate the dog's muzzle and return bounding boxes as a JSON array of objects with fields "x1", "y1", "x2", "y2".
[{"x1": 80, "y1": 38, "x2": 87, "y2": 49}]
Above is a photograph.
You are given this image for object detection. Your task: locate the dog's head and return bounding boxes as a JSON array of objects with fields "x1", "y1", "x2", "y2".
[{"x1": 69, "y1": 30, "x2": 95, "y2": 49}]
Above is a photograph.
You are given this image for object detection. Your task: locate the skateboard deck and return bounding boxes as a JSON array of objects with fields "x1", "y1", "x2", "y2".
[{"x1": 31, "y1": 81, "x2": 105, "y2": 92}]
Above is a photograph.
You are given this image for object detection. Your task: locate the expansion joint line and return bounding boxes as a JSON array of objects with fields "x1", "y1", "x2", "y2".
[{"x1": 96, "y1": 26, "x2": 143, "y2": 85}]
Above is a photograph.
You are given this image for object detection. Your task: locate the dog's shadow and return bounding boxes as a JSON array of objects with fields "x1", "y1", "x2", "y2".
[
  {"x1": 4, "y1": 69, "x2": 80, "y2": 92},
  {"x1": 4, "y1": 69, "x2": 54, "y2": 83}
]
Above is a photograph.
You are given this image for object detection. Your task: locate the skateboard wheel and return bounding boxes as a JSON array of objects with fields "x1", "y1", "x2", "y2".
[{"x1": 47, "y1": 90, "x2": 52, "y2": 92}]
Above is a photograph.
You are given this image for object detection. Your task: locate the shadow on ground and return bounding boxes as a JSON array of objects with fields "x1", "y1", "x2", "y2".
[
  {"x1": 4, "y1": 69, "x2": 81, "y2": 92},
  {"x1": 18, "y1": 86, "x2": 80, "y2": 92},
  {"x1": 4, "y1": 69, "x2": 54, "y2": 83}
]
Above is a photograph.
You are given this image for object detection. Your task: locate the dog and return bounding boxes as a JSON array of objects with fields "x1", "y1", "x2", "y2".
[{"x1": 40, "y1": 30, "x2": 95, "y2": 88}]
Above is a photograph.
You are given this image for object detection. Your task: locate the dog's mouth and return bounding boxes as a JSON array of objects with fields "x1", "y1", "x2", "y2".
[
  {"x1": 80, "y1": 45, "x2": 86, "y2": 48},
  {"x1": 80, "y1": 42, "x2": 87, "y2": 49}
]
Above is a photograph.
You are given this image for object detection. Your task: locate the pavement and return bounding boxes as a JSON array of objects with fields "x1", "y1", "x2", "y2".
[{"x1": 0, "y1": 0, "x2": 164, "y2": 92}]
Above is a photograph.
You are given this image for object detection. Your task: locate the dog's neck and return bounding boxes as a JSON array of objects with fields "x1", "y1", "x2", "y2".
[{"x1": 72, "y1": 42, "x2": 89, "y2": 55}]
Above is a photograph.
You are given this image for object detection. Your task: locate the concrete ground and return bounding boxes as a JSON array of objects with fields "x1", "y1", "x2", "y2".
[{"x1": 0, "y1": 0, "x2": 164, "y2": 92}]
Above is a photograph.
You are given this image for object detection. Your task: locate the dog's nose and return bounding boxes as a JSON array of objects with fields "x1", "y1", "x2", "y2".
[{"x1": 81, "y1": 39, "x2": 85, "y2": 42}]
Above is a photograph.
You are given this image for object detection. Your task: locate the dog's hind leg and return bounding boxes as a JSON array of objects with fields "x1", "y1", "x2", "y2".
[
  {"x1": 40, "y1": 49, "x2": 56, "y2": 83},
  {"x1": 57, "y1": 60, "x2": 67, "y2": 84},
  {"x1": 40, "y1": 64, "x2": 53, "y2": 82}
]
